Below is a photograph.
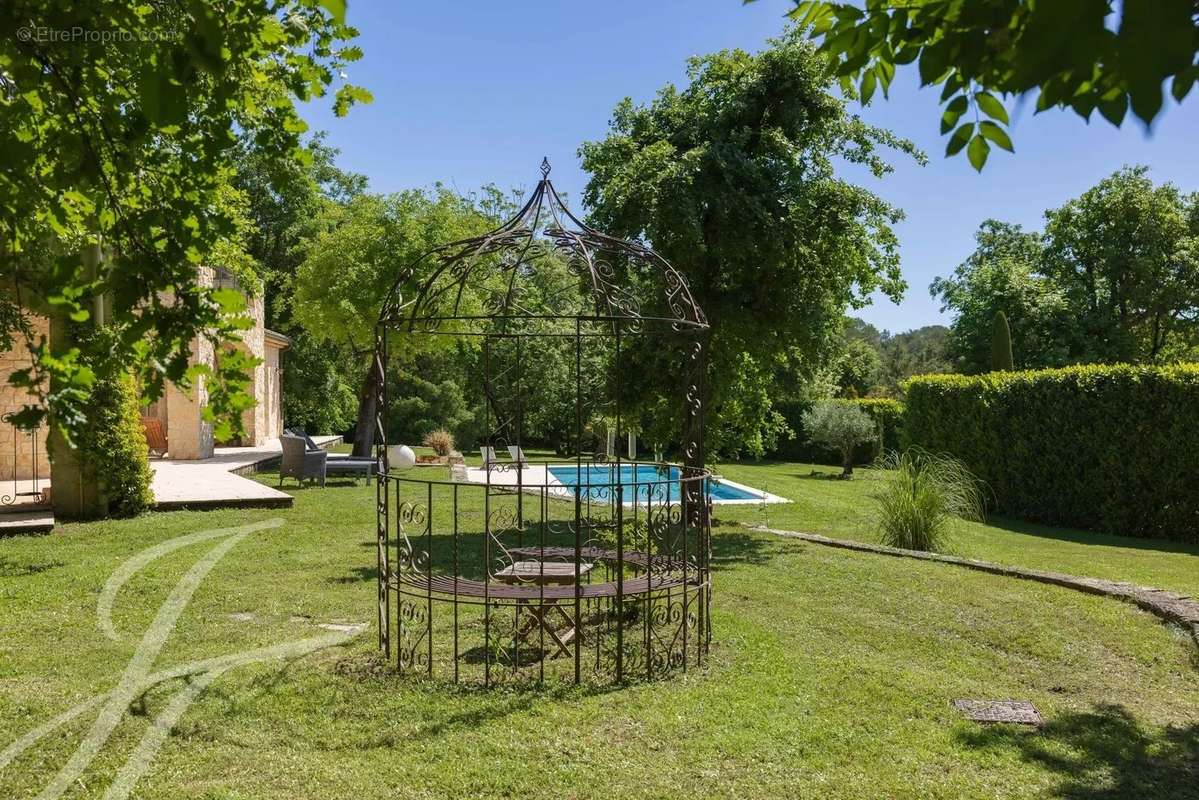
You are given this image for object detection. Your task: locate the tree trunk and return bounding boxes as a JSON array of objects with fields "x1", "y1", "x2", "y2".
[
  {"x1": 48, "y1": 311, "x2": 108, "y2": 519},
  {"x1": 841, "y1": 448, "x2": 854, "y2": 478},
  {"x1": 351, "y1": 364, "x2": 379, "y2": 457}
]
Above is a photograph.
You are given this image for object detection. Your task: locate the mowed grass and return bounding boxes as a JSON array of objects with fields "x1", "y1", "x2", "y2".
[
  {"x1": 0, "y1": 461, "x2": 1196, "y2": 799},
  {"x1": 713, "y1": 460, "x2": 1199, "y2": 599}
]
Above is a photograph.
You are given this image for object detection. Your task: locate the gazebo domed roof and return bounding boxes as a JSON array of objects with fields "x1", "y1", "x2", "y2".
[{"x1": 380, "y1": 159, "x2": 707, "y2": 334}]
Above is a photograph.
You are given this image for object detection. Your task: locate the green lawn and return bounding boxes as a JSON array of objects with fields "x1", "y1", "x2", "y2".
[
  {"x1": 714, "y1": 460, "x2": 1199, "y2": 599},
  {"x1": 1, "y1": 461, "x2": 1197, "y2": 799}
]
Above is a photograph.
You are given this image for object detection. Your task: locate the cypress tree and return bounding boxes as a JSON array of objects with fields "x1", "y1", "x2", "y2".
[{"x1": 991, "y1": 310, "x2": 1014, "y2": 371}]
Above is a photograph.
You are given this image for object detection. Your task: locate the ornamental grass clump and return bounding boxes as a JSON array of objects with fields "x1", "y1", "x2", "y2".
[
  {"x1": 422, "y1": 428, "x2": 455, "y2": 457},
  {"x1": 872, "y1": 448, "x2": 987, "y2": 552}
]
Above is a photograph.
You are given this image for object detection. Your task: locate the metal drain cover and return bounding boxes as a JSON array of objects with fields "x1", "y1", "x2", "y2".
[{"x1": 952, "y1": 699, "x2": 1043, "y2": 726}]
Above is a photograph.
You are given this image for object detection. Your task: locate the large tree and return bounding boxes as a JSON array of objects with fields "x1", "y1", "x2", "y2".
[
  {"x1": 233, "y1": 134, "x2": 367, "y2": 435},
  {"x1": 1042, "y1": 166, "x2": 1199, "y2": 363},
  {"x1": 933, "y1": 169, "x2": 1199, "y2": 370},
  {"x1": 0, "y1": 0, "x2": 369, "y2": 454},
  {"x1": 291, "y1": 188, "x2": 494, "y2": 455},
  {"x1": 783, "y1": 0, "x2": 1199, "y2": 169},
  {"x1": 579, "y1": 28, "x2": 918, "y2": 457},
  {"x1": 931, "y1": 220, "x2": 1072, "y2": 373}
]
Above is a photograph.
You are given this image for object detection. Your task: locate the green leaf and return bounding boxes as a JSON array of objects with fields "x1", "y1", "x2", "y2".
[
  {"x1": 975, "y1": 92, "x2": 1009, "y2": 124},
  {"x1": 790, "y1": 1, "x2": 832, "y2": 29},
  {"x1": 893, "y1": 44, "x2": 919, "y2": 65},
  {"x1": 940, "y1": 95, "x2": 968, "y2": 134},
  {"x1": 978, "y1": 121, "x2": 1014, "y2": 152},
  {"x1": 260, "y1": 16, "x2": 286, "y2": 46},
  {"x1": 1128, "y1": 84, "x2": 1163, "y2": 125},
  {"x1": 72, "y1": 366, "x2": 96, "y2": 387},
  {"x1": 1118, "y1": 0, "x2": 1193, "y2": 123},
  {"x1": 282, "y1": 114, "x2": 309, "y2": 134},
  {"x1": 875, "y1": 59, "x2": 894, "y2": 89},
  {"x1": 319, "y1": 0, "x2": 347, "y2": 24},
  {"x1": 333, "y1": 84, "x2": 374, "y2": 116},
  {"x1": 940, "y1": 73, "x2": 964, "y2": 102},
  {"x1": 967, "y1": 134, "x2": 991, "y2": 171},
  {"x1": 139, "y1": 66, "x2": 186, "y2": 126},
  {"x1": 1097, "y1": 94, "x2": 1128, "y2": 126},
  {"x1": 1172, "y1": 71, "x2": 1195, "y2": 103},
  {"x1": 917, "y1": 44, "x2": 947, "y2": 86},
  {"x1": 211, "y1": 288, "x2": 247, "y2": 313},
  {"x1": 860, "y1": 69, "x2": 877, "y2": 103},
  {"x1": 945, "y1": 122, "x2": 974, "y2": 156}
]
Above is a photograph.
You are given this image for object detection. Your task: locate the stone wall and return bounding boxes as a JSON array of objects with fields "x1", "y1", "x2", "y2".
[
  {"x1": 263, "y1": 342, "x2": 283, "y2": 440},
  {"x1": 0, "y1": 315, "x2": 51, "y2": 483},
  {"x1": 165, "y1": 333, "x2": 215, "y2": 459},
  {"x1": 236, "y1": 292, "x2": 267, "y2": 446},
  {"x1": 163, "y1": 265, "x2": 215, "y2": 459}
]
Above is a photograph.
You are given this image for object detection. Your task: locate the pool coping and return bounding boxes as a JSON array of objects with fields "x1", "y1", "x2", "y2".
[{"x1": 460, "y1": 464, "x2": 790, "y2": 506}]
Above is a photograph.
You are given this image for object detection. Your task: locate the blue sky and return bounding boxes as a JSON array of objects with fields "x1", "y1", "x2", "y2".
[{"x1": 300, "y1": 0, "x2": 1199, "y2": 333}]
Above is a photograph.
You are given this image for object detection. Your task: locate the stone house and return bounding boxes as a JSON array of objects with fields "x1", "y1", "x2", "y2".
[{"x1": 0, "y1": 268, "x2": 290, "y2": 497}]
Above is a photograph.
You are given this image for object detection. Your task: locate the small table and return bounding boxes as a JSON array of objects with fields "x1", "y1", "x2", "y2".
[{"x1": 492, "y1": 561, "x2": 593, "y2": 658}]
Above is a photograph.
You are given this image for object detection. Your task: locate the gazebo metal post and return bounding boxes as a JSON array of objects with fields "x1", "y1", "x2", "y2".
[
  {"x1": 643, "y1": 467, "x2": 652, "y2": 681},
  {"x1": 452, "y1": 483, "x2": 459, "y2": 683},
  {"x1": 693, "y1": 333, "x2": 711, "y2": 664},
  {"x1": 614, "y1": 321, "x2": 624, "y2": 683},
  {"x1": 482, "y1": 334, "x2": 491, "y2": 687},
  {"x1": 515, "y1": 334, "x2": 523, "y2": 545},
  {"x1": 681, "y1": 465, "x2": 688, "y2": 675},
  {"x1": 426, "y1": 480, "x2": 434, "y2": 676},
  {"x1": 375, "y1": 323, "x2": 390, "y2": 658},
  {"x1": 573, "y1": 316, "x2": 582, "y2": 685}
]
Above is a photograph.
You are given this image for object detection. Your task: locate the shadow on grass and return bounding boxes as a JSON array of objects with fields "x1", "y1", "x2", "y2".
[
  {"x1": 329, "y1": 565, "x2": 376, "y2": 584},
  {"x1": 0, "y1": 556, "x2": 64, "y2": 577},
  {"x1": 958, "y1": 703, "x2": 1199, "y2": 799},
  {"x1": 278, "y1": 478, "x2": 372, "y2": 492},
  {"x1": 710, "y1": 529, "x2": 795, "y2": 569},
  {"x1": 982, "y1": 515, "x2": 1199, "y2": 559}
]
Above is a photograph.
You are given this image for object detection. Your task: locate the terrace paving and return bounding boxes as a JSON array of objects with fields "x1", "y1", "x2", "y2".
[{"x1": 150, "y1": 435, "x2": 341, "y2": 510}]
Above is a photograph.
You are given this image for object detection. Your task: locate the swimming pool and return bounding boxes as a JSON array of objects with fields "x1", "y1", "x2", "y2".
[{"x1": 546, "y1": 463, "x2": 780, "y2": 504}]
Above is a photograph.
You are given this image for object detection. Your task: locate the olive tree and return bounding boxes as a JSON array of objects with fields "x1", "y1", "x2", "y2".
[{"x1": 803, "y1": 401, "x2": 876, "y2": 477}]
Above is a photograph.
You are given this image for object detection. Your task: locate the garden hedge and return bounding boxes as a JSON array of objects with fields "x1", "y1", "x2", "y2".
[
  {"x1": 771, "y1": 397, "x2": 904, "y2": 464},
  {"x1": 903, "y1": 364, "x2": 1199, "y2": 542}
]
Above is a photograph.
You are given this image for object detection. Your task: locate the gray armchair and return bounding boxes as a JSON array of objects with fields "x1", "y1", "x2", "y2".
[
  {"x1": 285, "y1": 427, "x2": 373, "y2": 462},
  {"x1": 280, "y1": 434, "x2": 326, "y2": 487}
]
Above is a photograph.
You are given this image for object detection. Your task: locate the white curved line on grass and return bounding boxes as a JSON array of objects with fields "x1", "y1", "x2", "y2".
[
  {"x1": 0, "y1": 628, "x2": 362, "y2": 775},
  {"x1": 0, "y1": 695, "x2": 105, "y2": 773},
  {"x1": 34, "y1": 523, "x2": 265, "y2": 800},
  {"x1": 100, "y1": 667, "x2": 230, "y2": 800},
  {"x1": 97, "y1": 518, "x2": 284, "y2": 642}
]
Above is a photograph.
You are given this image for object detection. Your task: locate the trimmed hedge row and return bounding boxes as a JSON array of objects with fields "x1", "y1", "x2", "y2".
[
  {"x1": 772, "y1": 398, "x2": 904, "y2": 464},
  {"x1": 903, "y1": 364, "x2": 1199, "y2": 542}
]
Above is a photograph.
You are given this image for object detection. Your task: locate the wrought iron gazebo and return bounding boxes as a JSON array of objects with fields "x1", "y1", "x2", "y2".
[{"x1": 373, "y1": 159, "x2": 711, "y2": 685}]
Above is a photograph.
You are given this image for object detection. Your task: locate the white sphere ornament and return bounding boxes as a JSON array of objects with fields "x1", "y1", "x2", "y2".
[{"x1": 389, "y1": 444, "x2": 417, "y2": 471}]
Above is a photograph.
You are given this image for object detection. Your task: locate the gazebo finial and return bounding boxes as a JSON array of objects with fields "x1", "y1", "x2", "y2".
[{"x1": 540, "y1": 156, "x2": 551, "y2": 178}]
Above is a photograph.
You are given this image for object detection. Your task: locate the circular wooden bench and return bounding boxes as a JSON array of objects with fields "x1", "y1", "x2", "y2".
[{"x1": 392, "y1": 569, "x2": 697, "y2": 603}]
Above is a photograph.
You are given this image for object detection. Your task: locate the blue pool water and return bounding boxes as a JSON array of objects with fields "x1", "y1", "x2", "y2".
[{"x1": 547, "y1": 464, "x2": 765, "y2": 503}]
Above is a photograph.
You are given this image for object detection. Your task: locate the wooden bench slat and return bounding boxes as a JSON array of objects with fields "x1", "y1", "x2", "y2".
[{"x1": 392, "y1": 571, "x2": 691, "y2": 599}]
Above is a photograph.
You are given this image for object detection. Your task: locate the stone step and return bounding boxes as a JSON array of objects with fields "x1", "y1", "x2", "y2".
[{"x1": 0, "y1": 510, "x2": 55, "y2": 534}]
